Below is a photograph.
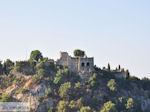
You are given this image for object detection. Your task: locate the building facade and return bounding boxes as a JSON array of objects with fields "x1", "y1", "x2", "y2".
[{"x1": 56, "y1": 52, "x2": 94, "y2": 73}]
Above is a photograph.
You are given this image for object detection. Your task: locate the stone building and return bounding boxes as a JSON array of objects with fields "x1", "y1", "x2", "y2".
[{"x1": 56, "y1": 52, "x2": 94, "y2": 73}]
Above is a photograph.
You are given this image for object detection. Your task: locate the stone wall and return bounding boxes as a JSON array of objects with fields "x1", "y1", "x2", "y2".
[
  {"x1": 78, "y1": 57, "x2": 94, "y2": 73},
  {"x1": 56, "y1": 52, "x2": 94, "y2": 73}
]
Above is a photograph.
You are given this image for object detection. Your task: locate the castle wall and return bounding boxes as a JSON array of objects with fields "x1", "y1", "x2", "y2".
[
  {"x1": 78, "y1": 57, "x2": 94, "y2": 72},
  {"x1": 56, "y1": 52, "x2": 69, "y2": 67},
  {"x1": 56, "y1": 52, "x2": 94, "y2": 73}
]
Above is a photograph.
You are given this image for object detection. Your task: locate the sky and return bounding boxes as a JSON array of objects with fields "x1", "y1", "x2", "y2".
[{"x1": 0, "y1": 0, "x2": 150, "y2": 78}]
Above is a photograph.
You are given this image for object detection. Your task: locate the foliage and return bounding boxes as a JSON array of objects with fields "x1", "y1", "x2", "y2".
[
  {"x1": 0, "y1": 61, "x2": 3, "y2": 74},
  {"x1": 107, "y1": 63, "x2": 110, "y2": 71},
  {"x1": 0, "y1": 93, "x2": 12, "y2": 102},
  {"x1": 45, "y1": 87, "x2": 52, "y2": 97},
  {"x1": 80, "y1": 106, "x2": 92, "y2": 112},
  {"x1": 57, "y1": 100, "x2": 68, "y2": 112},
  {"x1": 100, "y1": 101, "x2": 116, "y2": 112},
  {"x1": 37, "y1": 68, "x2": 47, "y2": 77},
  {"x1": 15, "y1": 61, "x2": 34, "y2": 75},
  {"x1": 0, "y1": 50, "x2": 150, "y2": 112},
  {"x1": 53, "y1": 69, "x2": 63, "y2": 84},
  {"x1": 125, "y1": 69, "x2": 130, "y2": 79},
  {"x1": 75, "y1": 82, "x2": 81, "y2": 89},
  {"x1": 3, "y1": 59, "x2": 14, "y2": 74},
  {"x1": 74, "y1": 49, "x2": 85, "y2": 57},
  {"x1": 126, "y1": 98, "x2": 134, "y2": 110},
  {"x1": 59, "y1": 82, "x2": 71, "y2": 98},
  {"x1": 88, "y1": 73, "x2": 97, "y2": 87},
  {"x1": 107, "y1": 79, "x2": 117, "y2": 92},
  {"x1": 48, "y1": 108, "x2": 52, "y2": 112},
  {"x1": 29, "y1": 50, "x2": 43, "y2": 63},
  {"x1": 69, "y1": 100, "x2": 76, "y2": 109}
]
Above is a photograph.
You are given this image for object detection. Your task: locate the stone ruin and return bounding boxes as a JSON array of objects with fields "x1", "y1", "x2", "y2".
[{"x1": 56, "y1": 52, "x2": 94, "y2": 74}]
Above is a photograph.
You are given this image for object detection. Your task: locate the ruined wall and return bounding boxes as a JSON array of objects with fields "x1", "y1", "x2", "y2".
[
  {"x1": 56, "y1": 52, "x2": 69, "y2": 67},
  {"x1": 56, "y1": 52, "x2": 94, "y2": 73},
  {"x1": 78, "y1": 57, "x2": 94, "y2": 73}
]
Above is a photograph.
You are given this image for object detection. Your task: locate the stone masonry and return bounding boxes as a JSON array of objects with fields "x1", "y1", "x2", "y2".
[{"x1": 56, "y1": 52, "x2": 94, "y2": 73}]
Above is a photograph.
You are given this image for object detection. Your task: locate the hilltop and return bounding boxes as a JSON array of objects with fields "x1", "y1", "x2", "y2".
[{"x1": 0, "y1": 50, "x2": 150, "y2": 112}]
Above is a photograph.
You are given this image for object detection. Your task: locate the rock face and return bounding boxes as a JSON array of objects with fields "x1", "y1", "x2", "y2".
[
  {"x1": 0, "y1": 73, "x2": 53, "y2": 112},
  {"x1": 1, "y1": 69, "x2": 150, "y2": 111}
]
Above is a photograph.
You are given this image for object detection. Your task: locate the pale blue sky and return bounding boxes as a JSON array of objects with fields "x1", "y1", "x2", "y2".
[{"x1": 0, "y1": 0, "x2": 150, "y2": 78}]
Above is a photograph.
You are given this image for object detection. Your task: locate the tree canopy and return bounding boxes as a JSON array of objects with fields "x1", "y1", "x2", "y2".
[
  {"x1": 29, "y1": 50, "x2": 43, "y2": 62},
  {"x1": 74, "y1": 49, "x2": 85, "y2": 57}
]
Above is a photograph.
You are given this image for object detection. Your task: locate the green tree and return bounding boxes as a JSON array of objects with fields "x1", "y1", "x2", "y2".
[
  {"x1": 74, "y1": 49, "x2": 85, "y2": 57},
  {"x1": 80, "y1": 106, "x2": 92, "y2": 112},
  {"x1": 0, "y1": 61, "x2": 3, "y2": 74},
  {"x1": 118, "y1": 65, "x2": 121, "y2": 70},
  {"x1": 3, "y1": 59, "x2": 14, "y2": 75},
  {"x1": 125, "y1": 69, "x2": 130, "y2": 79},
  {"x1": 53, "y1": 70, "x2": 62, "y2": 84},
  {"x1": 107, "y1": 79, "x2": 117, "y2": 92},
  {"x1": 100, "y1": 101, "x2": 116, "y2": 112},
  {"x1": 107, "y1": 63, "x2": 110, "y2": 71},
  {"x1": 126, "y1": 98, "x2": 134, "y2": 110},
  {"x1": 59, "y1": 82, "x2": 71, "y2": 98},
  {"x1": 29, "y1": 50, "x2": 43, "y2": 63}
]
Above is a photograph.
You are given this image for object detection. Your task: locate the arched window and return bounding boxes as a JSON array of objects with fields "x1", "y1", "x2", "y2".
[
  {"x1": 81, "y1": 62, "x2": 85, "y2": 67},
  {"x1": 87, "y1": 62, "x2": 90, "y2": 67}
]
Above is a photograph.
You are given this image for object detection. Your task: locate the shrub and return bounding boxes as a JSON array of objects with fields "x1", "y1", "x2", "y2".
[
  {"x1": 126, "y1": 98, "x2": 134, "y2": 110},
  {"x1": 80, "y1": 106, "x2": 92, "y2": 112},
  {"x1": 3, "y1": 59, "x2": 14, "y2": 75},
  {"x1": 15, "y1": 61, "x2": 34, "y2": 75},
  {"x1": 37, "y1": 68, "x2": 47, "y2": 77},
  {"x1": 0, "y1": 93, "x2": 12, "y2": 102},
  {"x1": 75, "y1": 82, "x2": 81, "y2": 89},
  {"x1": 100, "y1": 101, "x2": 116, "y2": 112},
  {"x1": 107, "y1": 79, "x2": 117, "y2": 92},
  {"x1": 88, "y1": 73, "x2": 97, "y2": 87},
  {"x1": 57, "y1": 100, "x2": 68, "y2": 112},
  {"x1": 69, "y1": 100, "x2": 76, "y2": 109},
  {"x1": 59, "y1": 82, "x2": 71, "y2": 98}
]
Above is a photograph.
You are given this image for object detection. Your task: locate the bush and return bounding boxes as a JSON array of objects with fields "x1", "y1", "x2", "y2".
[
  {"x1": 59, "y1": 82, "x2": 71, "y2": 98},
  {"x1": 75, "y1": 82, "x2": 81, "y2": 89},
  {"x1": 15, "y1": 61, "x2": 34, "y2": 75},
  {"x1": 0, "y1": 61, "x2": 3, "y2": 74},
  {"x1": 57, "y1": 100, "x2": 68, "y2": 112},
  {"x1": 37, "y1": 68, "x2": 47, "y2": 77},
  {"x1": 100, "y1": 101, "x2": 116, "y2": 112},
  {"x1": 88, "y1": 73, "x2": 97, "y2": 87},
  {"x1": 53, "y1": 70, "x2": 62, "y2": 84},
  {"x1": 3, "y1": 59, "x2": 14, "y2": 75},
  {"x1": 0, "y1": 93, "x2": 12, "y2": 102},
  {"x1": 107, "y1": 79, "x2": 117, "y2": 92},
  {"x1": 80, "y1": 106, "x2": 92, "y2": 112},
  {"x1": 126, "y1": 98, "x2": 134, "y2": 110}
]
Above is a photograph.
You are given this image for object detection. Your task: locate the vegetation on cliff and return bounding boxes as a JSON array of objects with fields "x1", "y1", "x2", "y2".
[{"x1": 0, "y1": 50, "x2": 150, "y2": 112}]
